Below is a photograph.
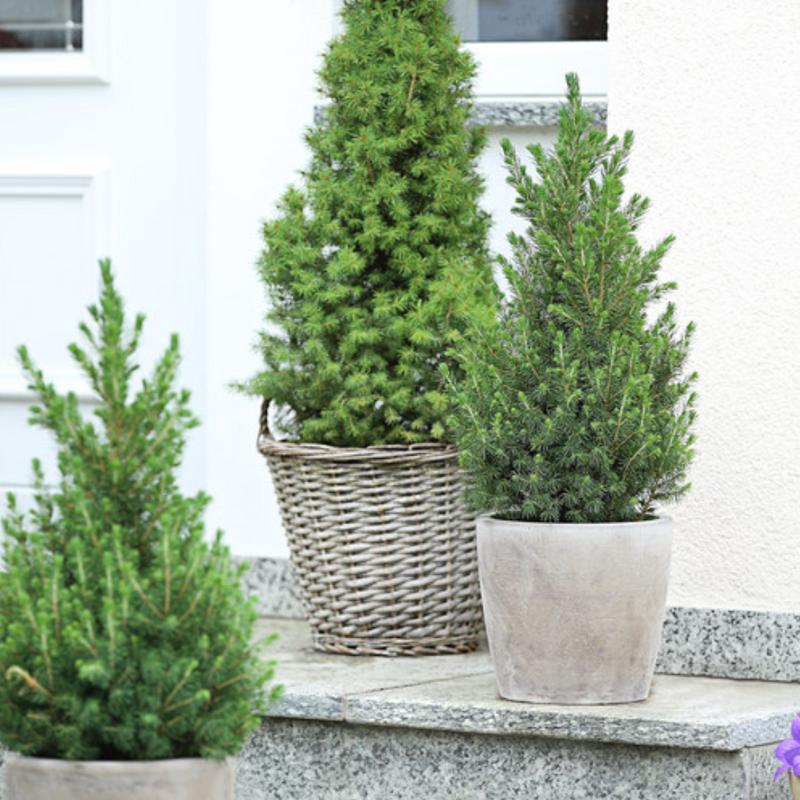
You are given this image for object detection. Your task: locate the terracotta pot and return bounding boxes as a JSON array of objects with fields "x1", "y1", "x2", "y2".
[
  {"x1": 4, "y1": 752, "x2": 235, "y2": 800},
  {"x1": 477, "y1": 515, "x2": 672, "y2": 704}
]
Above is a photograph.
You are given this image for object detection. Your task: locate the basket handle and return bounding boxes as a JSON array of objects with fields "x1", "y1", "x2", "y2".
[{"x1": 258, "y1": 398, "x2": 274, "y2": 442}]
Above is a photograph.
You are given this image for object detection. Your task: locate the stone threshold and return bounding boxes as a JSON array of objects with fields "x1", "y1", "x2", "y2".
[
  {"x1": 256, "y1": 617, "x2": 800, "y2": 753},
  {"x1": 238, "y1": 557, "x2": 800, "y2": 683},
  {"x1": 312, "y1": 99, "x2": 607, "y2": 128}
]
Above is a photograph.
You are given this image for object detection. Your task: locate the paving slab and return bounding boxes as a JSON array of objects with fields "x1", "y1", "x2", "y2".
[
  {"x1": 262, "y1": 618, "x2": 493, "y2": 721},
  {"x1": 259, "y1": 617, "x2": 800, "y2": 751},
  {"x1": 345, "y1": 671, "x2": 800, "y2": 750}
]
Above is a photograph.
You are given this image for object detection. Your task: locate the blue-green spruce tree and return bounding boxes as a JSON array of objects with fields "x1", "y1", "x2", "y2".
[
  {"x1": 0, "y1": 261, "x2": 280, "y2": 760},
  {"x1": 242, "y1": 0, "x2": 498, "y2": 446},
  {"x1": 447, "y1": 75, "x2": 697, "y2": 523}
]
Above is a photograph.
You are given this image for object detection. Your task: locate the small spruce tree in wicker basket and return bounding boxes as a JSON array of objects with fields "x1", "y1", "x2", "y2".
[{"x1": 240, "y1": 0, "x2": 499, "y2": 656}]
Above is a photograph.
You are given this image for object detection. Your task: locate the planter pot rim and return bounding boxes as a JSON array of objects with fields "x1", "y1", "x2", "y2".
[
  {"x1": 5, "y1": 751, "x2": 233, "y2": 771},
  {"x1": 4, "y1": 750, "x2": 236, "y2": 800},
  {"x1": 478, "y1": 514, "x2": 671, "y2": 532}
]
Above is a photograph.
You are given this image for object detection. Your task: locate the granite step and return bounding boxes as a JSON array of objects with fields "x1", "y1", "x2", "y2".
[
  {"x1": 235, "y1": 617, "x2": 800, "y2": 800},
  {"x1": 0, "y1": 617, "x2": 795, "y2": 799}
]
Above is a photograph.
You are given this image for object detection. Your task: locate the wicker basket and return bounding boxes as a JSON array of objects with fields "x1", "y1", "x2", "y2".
[{"x1": 257, "y1": 401, "x2": 483, "y2": 656}]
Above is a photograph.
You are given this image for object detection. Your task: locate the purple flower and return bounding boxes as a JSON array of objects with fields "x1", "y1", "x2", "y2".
[{"x1": 775, "y1": 713, "x2": 800, "y2": 780}]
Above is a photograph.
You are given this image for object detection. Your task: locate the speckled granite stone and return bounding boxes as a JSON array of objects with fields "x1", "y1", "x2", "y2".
[
  {"x1": 265, "y1": 626, "x2": 491, "y2": 722},
  {"x1": 471, "y1": 100, "x2": 607, "y2": 128},
  {"x1": 236, "y1": 721, "x2": 349, "y2": 800},
  {"x1": 249, "y1": 558, "x2": 800, "y2": 682},
  {"x1": 313, "y1": 100, "x2": 607, "y2": 128},
  {"x1": 238, "y1": 718, "x2": 785, "y2": 800},
  {"x1": 658, "y1": 606, "x2": 800, "y2": 682},
  {"x1": 233, "y1": 556, "x2": 304, "y2": 619},
  {"x1": 259, "y1": 618, "x2": 799, "y2": 755},
  {"x1": 3, "y1": 731, "x2": 782, "y2": 800},
  {"x1": 1, "y1": 613, "x2": 793, "y2": 800},
  {"x1": 344, "y1": 671, "x2": 799, "y2": 751}
]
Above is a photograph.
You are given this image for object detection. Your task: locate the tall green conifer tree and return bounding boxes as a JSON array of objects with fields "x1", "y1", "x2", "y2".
[{"x1": 243, "y1": 0, "x2": 498, "y2": 447}]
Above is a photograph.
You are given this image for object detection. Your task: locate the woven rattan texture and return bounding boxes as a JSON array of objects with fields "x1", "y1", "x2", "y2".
[{"x1": 259, "y1": 425, "x2": 483, "y2": 656}]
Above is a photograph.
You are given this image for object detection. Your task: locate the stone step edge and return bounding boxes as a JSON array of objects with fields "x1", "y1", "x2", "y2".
[
  {"x1": 238, "y1": 556, "x2": 800, "y2": 683},
  {"x1": 259, "y1": 618, "x2": 800, "y2": 755}
]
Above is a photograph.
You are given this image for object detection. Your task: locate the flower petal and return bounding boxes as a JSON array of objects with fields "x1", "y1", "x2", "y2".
[
  {"x1": 791, "y1": 714, "x2": 800, "y2": 742},
  {"x1": 776, "y1": 740, "x2": 800, "y2": 762},
  {"x1": 775, "y1": 763, "x2": 790, "y2": 781}
]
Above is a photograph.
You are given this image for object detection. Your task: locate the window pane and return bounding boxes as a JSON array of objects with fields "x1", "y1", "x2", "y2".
[
  {"x1": 0, "y1": 0, "x2": 84, "y2": 51},
  {"x1": 447, "y1": 0, "x2": 607, "y2": 43}
]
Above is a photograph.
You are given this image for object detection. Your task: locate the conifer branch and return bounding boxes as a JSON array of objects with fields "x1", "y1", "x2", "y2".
[{"x1": 6, "y1": 667, "x2": 52, "y2": 700}]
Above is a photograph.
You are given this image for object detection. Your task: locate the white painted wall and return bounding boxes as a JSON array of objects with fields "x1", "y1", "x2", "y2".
[
  {"x1": 609, "y1": 0, "x2": 800, "y2": 612},
  {"x1": 203, "y1": 0, "x2": 334, "y2": 558}
]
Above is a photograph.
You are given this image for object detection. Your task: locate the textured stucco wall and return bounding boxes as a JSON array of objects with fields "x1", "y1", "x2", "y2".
[{"x1": 609, "y1": 1, "x2": 800, "y2": 611}]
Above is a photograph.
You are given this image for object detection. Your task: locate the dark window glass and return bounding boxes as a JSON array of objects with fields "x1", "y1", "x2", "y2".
[
  {"x1": 0, "y1": 0, "x2": 84, "y2": 51},
  {"x1": 448, "y1": 0, "x2": 606, "y2": 43}
]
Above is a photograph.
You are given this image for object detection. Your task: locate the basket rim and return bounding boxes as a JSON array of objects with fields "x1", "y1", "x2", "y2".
[
  {"x1": 256, "y1": 398, "x2": 459, "y2": 464},
  {"x1": 257, "y1": 433, "x2": 459, "y2": 463}
]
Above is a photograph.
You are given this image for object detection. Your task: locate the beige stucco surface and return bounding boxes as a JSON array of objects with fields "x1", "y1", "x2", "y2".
[{"x1": 609, "y1": 0, "x2": 800, "y2": 611}]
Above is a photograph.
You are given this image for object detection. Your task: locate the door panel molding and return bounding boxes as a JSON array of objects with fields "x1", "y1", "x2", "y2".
[{"x1": 0, "y1": 168, "x2": 109, "y2": 401}]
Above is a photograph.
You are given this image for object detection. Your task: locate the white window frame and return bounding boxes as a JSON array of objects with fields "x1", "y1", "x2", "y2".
[
  {"x1": 466, "y1": 41, "x2": 607, "y2": 99},
  {"x1": 0, "y1": 0, "x2": 111, "y2": 85},
  {"x1": 330, "y1": 0, "x2": 607, "y2": 100}
]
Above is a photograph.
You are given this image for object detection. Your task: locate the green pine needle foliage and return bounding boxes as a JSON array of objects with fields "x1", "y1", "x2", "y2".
[
  {"x1": 445, "y1": 75, "x2": 697, "y2": 523},
  {"x1": 0, "y1": 261, "x2": 280, "y2": 761},
  {"x1": 239, "y1": 0, "x2": 499, "y2": 447}
]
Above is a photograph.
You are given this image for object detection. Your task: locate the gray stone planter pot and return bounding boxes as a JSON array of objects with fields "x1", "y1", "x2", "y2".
[
  {"x1": 4, "y1": 752, "x2": 235, "y2": 800},
  {"x1": 477, "y1": 515, "x2": 673, "y2": 705}
]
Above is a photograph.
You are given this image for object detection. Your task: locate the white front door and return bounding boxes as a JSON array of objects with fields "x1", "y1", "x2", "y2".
[{"x1": 0, "y1": 0, "x2": 208, "y2": 519}]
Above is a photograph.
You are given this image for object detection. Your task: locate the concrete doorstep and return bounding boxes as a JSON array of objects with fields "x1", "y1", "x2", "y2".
[{"x1": 236, "y1": 617, "x2": 800, "y2": 800}]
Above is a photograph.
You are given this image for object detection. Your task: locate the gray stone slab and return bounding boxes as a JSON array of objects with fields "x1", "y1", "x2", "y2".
[
  {"x1": 236, "y1": 720, "x2": 350, "y2": 800},
  {"x1": 471, "y1": 100, "x2": 607, "y2": 128},
  {"x1": 343, "y1": 671, "x2": 800, "y2": 751},
  {"x1": 233, "y1": 556, "x2": 304, "y2": 618},
  {"x1": 312, "y1": 101, "x2": 607, "y2": 129},
  {"x1": 260, "y1": 618, "x2": 800, "y2": 752},
  {"x1": 241, "y1": 718, "x2": 786, "y2": 800},
  {"x1": 253, "y1": 616, "x2": 313, "y2": 658},
  {"x1": 658, "y1": 606, "x2": 800, "y2": 682},
  {"x1": 251, "y1": 557, "x2": 800, "y2": 682},
  {"x1": 269, "y1": 650, "x2": 492, "y2": 722}
]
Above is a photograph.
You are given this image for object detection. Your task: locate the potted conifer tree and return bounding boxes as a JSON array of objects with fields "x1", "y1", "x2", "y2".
[
  {"x1": 239, "y1": 0, "x2": 498, "y2": 656},
  {"x1": 0, "y1": 261, "x2": 280, "y2": 799},
  {"x1": 446, "y1": 75, "x2": 697, "y2": 704}
]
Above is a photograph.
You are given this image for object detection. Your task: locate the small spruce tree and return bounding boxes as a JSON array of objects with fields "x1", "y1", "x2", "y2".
[
  {"x1": 0, "y1": 261, "x2": 280, "y2": 761},
  {"x1": 446, "y1": 75, "x2": 697, "y2": 523},
  {"x1": 241, "y1": 0, "x2": 498, "y2": 447}
]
